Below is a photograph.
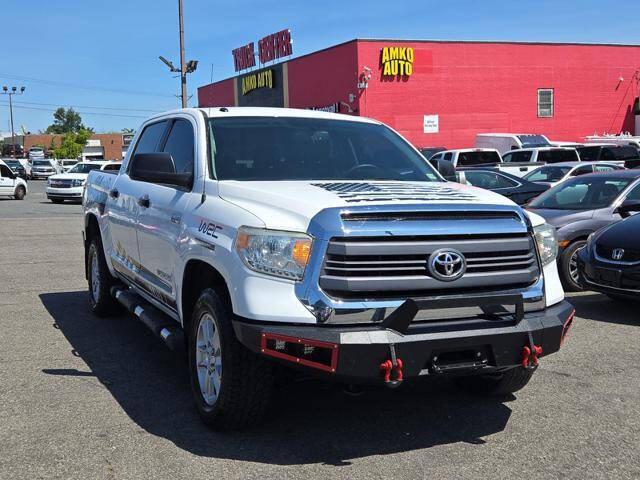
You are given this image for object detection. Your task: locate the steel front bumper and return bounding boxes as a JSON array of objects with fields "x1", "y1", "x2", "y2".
[
  {"x1": 233, "y1": 300, "x2": 575, "y2": 384},
  {"x1": 46, "y1": 186, "x2": 83, "y2": 199}
]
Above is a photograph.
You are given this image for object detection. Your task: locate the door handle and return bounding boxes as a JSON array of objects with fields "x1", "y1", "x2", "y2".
[
  {"x1": 109, "y1": 188, "x2": 119, "y2": 199},
  {"x1": 138, "y1": 195, "x2": 150, "y2": 208}
]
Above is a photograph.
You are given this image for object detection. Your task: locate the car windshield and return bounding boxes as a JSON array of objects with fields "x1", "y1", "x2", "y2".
[
  {"x1": 528, "y1": 176, "x2": 632, "y2": 210},
  {"x1": 68, "y1": 163, "x2": 102, "y2": 174},
  {"x1": 33, "y1": 160, "x2": 51, "y2": 166},
  {"x1": 524, "y1": 165, "x2": 572, "y2": 182},
  {"x1": 4, "y1": 160, "x2": 20, "y2": 167},
  {"x1": 208, "y1": 117, "x2": 442, "y2": 182},
  {"x1": 517, "y1": 135, "x2": 550, "y2": 148},
  {"x1": 457, "y1": 151, "x2": 501, "y2": 166}
]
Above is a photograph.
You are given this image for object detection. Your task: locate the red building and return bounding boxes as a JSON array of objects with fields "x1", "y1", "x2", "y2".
[{"x1": 198, "y1": 39, "x2": 640, "y2": 148}]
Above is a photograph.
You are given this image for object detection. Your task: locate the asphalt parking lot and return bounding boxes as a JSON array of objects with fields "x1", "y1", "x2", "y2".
[{"x1": 1, "y1": 181, "x2": 639, "y2": 480}]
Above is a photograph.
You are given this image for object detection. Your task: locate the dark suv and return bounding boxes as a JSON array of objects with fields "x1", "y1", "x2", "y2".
[{"x1": 576, "y1": 145, "x2": 640, "y2": 168}]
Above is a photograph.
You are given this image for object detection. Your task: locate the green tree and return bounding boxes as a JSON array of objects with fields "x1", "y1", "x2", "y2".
[
  {"x1": 53, "y1": 129, "x2": 92, "y2": 159},
  {"x1": 45, "y1": 107, "x2": 89, "y2": 134},
  {"x1": 121, "y1": 127, "x2": 135, "y2": 134}
]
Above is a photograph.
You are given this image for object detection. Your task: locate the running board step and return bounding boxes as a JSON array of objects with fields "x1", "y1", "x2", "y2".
[{"x1": 111, "y1": 286, "x2": 184, "y2": 351}]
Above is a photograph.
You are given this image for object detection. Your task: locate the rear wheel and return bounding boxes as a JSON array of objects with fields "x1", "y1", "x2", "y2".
[
  {"x1": 560, "y1": 240, "x2": 587, "y2": 292},
  {"x1": 87, "y1": 237, "x2": 120, "y2": 316},
  {"x1": 188, "y1": 288, "x2": 274, "y2": 430},
  {"x1": 456, "y1": 367, "x2": 535, "y2": 395},
  {"x1": 14, "y1": 185, "x2": 25, "y2": 200}
]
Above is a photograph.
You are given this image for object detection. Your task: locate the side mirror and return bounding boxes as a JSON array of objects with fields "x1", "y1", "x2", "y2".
[
  {"x1": 129, "y1": 153, "x2": 192, "y2": 189},
  {"x1": 435, "y1": 159, "x2": 457, "y2": 181},
  {"x1": 616, "y1": 199, "x2": 640, "y2": 218}
]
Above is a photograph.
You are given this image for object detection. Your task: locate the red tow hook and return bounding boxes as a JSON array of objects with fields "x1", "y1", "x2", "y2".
[
  {"x1": 521, "y1": 345, "x2": 542, "y2": 369},
  {"x1": 380, "y1": 344, "x2": 403, "y2": 388}
]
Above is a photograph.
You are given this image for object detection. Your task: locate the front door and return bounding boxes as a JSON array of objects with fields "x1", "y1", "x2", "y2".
[
  {"x1": 106, "y1": 120, "x2": 169, "y2": 282},
  {"x1": 135, "y1": 118, "x2": 197, "y2": 312},
  {"x1": 0, "y1": 165, "x2": 15, "y2": 195}
]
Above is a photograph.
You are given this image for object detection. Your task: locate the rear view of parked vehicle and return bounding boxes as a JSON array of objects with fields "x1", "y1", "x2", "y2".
[
  {"x1": 501, "y1": 147, "x2": 580, "y2": 177},
  {"x1": 475, "y1": 133, "x2": 551, "y2": 154},
  {"x1": 429, "y1": 148, "x2": 502, "y2": 168},
  {"x1": 527, "y1": 170, "x2": 640, "y2": 291},
  {"x1": 523, "y1": 162, "x2": 624, "y2": 187}
]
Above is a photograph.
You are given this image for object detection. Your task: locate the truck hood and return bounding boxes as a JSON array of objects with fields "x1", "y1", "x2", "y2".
[{"x1": 218, "y1": 180, "x2": 521, "y2": 232}]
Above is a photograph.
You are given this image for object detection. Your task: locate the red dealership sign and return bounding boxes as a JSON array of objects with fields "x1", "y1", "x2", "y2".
[{"x1": 232, "y1": 29, "x2": 293, "y2": 72}]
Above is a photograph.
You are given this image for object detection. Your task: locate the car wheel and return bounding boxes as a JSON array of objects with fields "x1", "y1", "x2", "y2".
[
  {"x1": 560, "y1": 240, "x2": 587, "y2": 292},
  {"x1": 455, "y1": 367, "x2": 535, "y2": 395},
  {"x1": 188, "y1": 288, "x2": 274, "y2": 430},
  {"x1": 87, "y1": 237, "x2": 120, "y2": 316},
  {"x1": 14, "y1": 185, "x2": 26, "y2": 200}
]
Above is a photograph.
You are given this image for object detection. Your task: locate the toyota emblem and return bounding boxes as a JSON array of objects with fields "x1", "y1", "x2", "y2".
[
  {"x1": 611, "y1": 248, "x2": 625, "y2": 261},
  {"x1": 428, "y1": 249, "x2": 466, "y2": 282}
]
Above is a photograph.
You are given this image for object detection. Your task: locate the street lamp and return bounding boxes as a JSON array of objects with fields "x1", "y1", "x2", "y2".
[{"x1": 1, "y1": 85, "x2": 26, "y2": 158}]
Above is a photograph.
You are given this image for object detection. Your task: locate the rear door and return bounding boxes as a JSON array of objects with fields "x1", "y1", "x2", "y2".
[
  {"x1": 135, "y1": 117, "x2": 198, "y2": 312},
  {"x1": 106, "y1": 120, "x2": 169, "y2": 282},
  {"x1": 0, "y1": 164, "x2": 15, "y2": 195}
]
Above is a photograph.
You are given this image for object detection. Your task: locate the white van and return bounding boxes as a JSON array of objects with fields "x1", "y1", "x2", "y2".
[{"x1": 475, "y1": 133, "x2": 551, "y2": 154}]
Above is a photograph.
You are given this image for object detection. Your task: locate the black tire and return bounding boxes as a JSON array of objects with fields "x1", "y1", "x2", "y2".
[
  {"x1": 14, "y1": 185, "x2": 26, "y2": 200},
  {"x1": 50, "y1": 198, "x2": 64, "y2": 204},
  {"x1": 188, "y1": 288, "x2": 274, "y2": 430},
  {"x1": 456, "y1": 367, "x2": 535, "y2": 395},
  {"x1": 559, "y1": 240, "x2": 587, "y2": 292},
  {"x1": 87, "y1": 237, "x2": 120, "y2": 316}
]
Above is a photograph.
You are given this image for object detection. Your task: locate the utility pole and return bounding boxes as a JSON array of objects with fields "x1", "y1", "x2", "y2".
[
  {"x1": 1, "y1": 86, "x2": 25, "y2": 158},
  {"x1": 159, "y1": 0, "x2": 198, "y2": 108},
  {"x1": 178, "y1": 0, "x2": 187, "y2": 108}
]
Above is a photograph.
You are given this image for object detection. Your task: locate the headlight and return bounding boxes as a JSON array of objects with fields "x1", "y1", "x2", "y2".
[
  {"x1": 235, "y1": 227, "x2": 312, "y2": 281},
  {"x1": 534, "y1": 223, "x2": 558, "y2": 267},
  {"x1": 72, "y1": 179, "x2": 85, "y2": 187}
]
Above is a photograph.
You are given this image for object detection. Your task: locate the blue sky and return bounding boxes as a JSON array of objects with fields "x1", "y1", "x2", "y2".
[{"x1": 1, "y1": 0, "x2": 638, "y2": 133}]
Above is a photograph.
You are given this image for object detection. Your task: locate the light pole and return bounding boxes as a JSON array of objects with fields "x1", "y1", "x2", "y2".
[
  {"x1": 159, "y1": 0, "x2": 198, "y2": 108},
  {"x1": 1, "y1": 85, "x2": 25, "y2": 158}
]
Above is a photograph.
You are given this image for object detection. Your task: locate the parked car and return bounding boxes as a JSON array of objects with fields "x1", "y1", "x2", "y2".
[
  {"x1": 527, "y1": 170, "x2": 640, "y2": 291},
  {"x1": 475, "y1": 133, "x2": 551, "y2": 154},
  {"x1": 575, "y1": 144, "x2": 640, "y2": 168},
  {"x1": 81, "y1": 107, "x2": 573, "y2": 429},
  {"x1": 28, "y1": 146, "x2": 45, "y2": 162},
  {"x1": 456, "y1": 167, "x2": 548, "y2": 205},
  {"x1": 418, "y1": 146, "x2": 447, "y2": 159},
  {"x1": 500, "y1": 147, "x2": 581, "y2": 177},
  {"x1": 59, "y1": 159, "x2": 79, "y2": 172},
  {"x1": 2, "y1": 158, "x2": 27, "y2": 179},
  {"x1": 2, "y1": 144, "x2": 24, "y2": 157},
  {"x1": 46, "y1": 161, "x2": 110, "y2": 203},
  {"x1": 31, "y1": 159, "x2": 62, "y2": 179},
  {"x1": 428, "y1": 148, "x2": 502, "y2": 168},
  {"x1": 0, "y1": 159, "x2": 28, "y2": 199},
  {"x1": 523, "y1": 161, "x2": 625, "y2": 187},
  {"x1": 577, "y1": 202, "x2": 640, "y2": 301}
]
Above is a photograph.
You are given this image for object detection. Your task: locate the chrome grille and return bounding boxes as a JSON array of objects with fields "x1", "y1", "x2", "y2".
[
  {"x1": 49, "y1": 179, "x2": 73, "y2": 188},
  {"x1": 320, "y1": 233, "x2": 539, "y2": 298}
]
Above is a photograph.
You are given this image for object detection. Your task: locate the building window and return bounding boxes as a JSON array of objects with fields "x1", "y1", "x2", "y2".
[{"x1": 538, "y1": 88, "x2": 554, "y2": 117}]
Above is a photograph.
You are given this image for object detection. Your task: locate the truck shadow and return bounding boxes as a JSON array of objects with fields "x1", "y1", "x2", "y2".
[
  {"x1": 566, "y1": 292, "x2": 639, "y2": 327},
  {"x1": 40, "y1": 290, "x2": 513, "y2": 466}
]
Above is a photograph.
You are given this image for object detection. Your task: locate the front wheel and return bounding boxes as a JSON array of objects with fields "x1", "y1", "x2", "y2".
[
  {"x1": 188, "y1": 288, "x2": 274, "y2": 430},
  {"x1": 560, "y1": 240, "x2": 587, "y2": 292},
  {"x1": 456, "y1": 367, "x2": 535, "y2": 395},
  {"x1": 14, "y1": 185, "x2": 26, "y2": 200},
  {"x1": 87, "y1": 237, "x2": 120, "y2": 316}
]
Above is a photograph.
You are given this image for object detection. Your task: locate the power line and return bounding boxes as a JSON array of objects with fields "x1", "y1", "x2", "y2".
[
  {"x1": 0, "y1": 102, "x2": 148, "y2": 119},
  {"x1": 0, "y1": 72, "x2": 175, "y2": 98},
  {"x1": 8, "y1": 99, "x2": 164, "y2": 113}
]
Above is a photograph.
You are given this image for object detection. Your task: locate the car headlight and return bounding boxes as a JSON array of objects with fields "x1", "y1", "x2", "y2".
[
  {"x1": 235, "y1": 227, "x2": 312, "y2": 281},
  {"x1": 534, "y1": 223, "x2": 558, "y2": 267},
  {"x1": 72, "y1": 179, "x2": 85, "y2": 187}
]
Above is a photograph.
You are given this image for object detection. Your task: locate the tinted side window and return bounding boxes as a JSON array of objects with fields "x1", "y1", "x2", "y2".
[
  {"x1": 464, "y1": 170, "x2": 517, "y2": 189},
  {"x1": 625, "y1": 183, "x2": 640, "y2": 201},
  {"x1": 443, "y1": 153, "x2": 452, "y2": 161},
  {"x1": 133, "y1": 121, "x2": 168, "y2": 156},
  {"x1": 576, "y1": 146, "x2": 600, "y2": 161},
  {"x1": 162, "y1": 119, "x2": 195, "y2": 175},
  {"x1": 507, "y1": 151, "x2": 533, "y2": 163},
  {"x1": 0, "y1": 165, "x2": 13, "y2": 177},
  {"x1": 571, "y1": 165, "x2": 593, "y2": 176}
]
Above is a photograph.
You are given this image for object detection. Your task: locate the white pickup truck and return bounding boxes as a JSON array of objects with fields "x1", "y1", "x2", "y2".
[
  {"x1": 500, "y1": 147, "x2": 581, "y2": 177},
  {"x1": 82, "y1": 108, "x2": 574, "y2": 429}
]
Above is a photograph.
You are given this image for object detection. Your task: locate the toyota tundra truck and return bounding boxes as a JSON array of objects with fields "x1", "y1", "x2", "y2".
[{"x1": 82, "y1": 107, "x2": 574, "y2": 430}]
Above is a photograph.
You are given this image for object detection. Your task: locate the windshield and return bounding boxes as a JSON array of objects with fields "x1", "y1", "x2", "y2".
[
  {"x1": 457, "y1": 151, "x2": 501, "y2": 166},
  {"x1": 4, "y1": 160, "x2": 21, "y2": 167},
  {"x1": 518, "y1": 135, "x2": 550, "y2": 148},
  {"x1": 68, "y1": 163, "x2": 102, "y2": 174},
  {"x1": 208, "y1": 117, "x2": 441, "y2": 182},
  {"x1": 33, "y1": 160, "x2": 51, "y2": 167},
  {"x1": 524, "y1": 165, "x2": 572, "y2": 182},
  {"x1": 528, "y1": 176, "x2": 632, "y2": 210}
]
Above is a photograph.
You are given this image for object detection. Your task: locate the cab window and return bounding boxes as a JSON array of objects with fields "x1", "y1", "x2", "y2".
[
  {"x1": 162, "y1": 119, "x2": 195, "y2": 175},
  {"x1": 0, "y1": 165, "x2": 14, "y2": 178},
  {"x1": 463, "y1": 170, "x2": 518, "y2": 189}
]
